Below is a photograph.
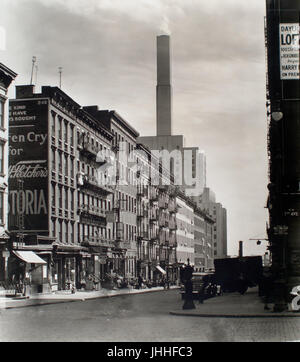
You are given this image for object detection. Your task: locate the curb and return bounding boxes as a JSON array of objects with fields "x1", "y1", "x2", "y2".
[
  {"x1": 4, "y1": 299, "x2": 79, "y2": 310},
  {"x1": 1, "y1": 287, "x2": 179, "y2": 310},
  {"x1": 169, "y1": 311, "x2": 300, "y2": 318}
]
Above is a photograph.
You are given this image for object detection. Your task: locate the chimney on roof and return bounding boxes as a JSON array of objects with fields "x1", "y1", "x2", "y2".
[{"x1": 15, "y1": 85, "x2": 35, "y2": 99}]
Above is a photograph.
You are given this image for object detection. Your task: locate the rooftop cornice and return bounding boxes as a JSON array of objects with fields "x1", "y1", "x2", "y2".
[
  {"x1": 78, "y1": 108, "x2": 114, "y2": 141},
  {"x1": 42, "y1": 86, "x2": 81, "y2": 110},
  {"x1": 110, "y1": 110, "x2": 140, "y2": 138},
  {"x1": 0, "y1": 63, "x2": 17, "y2": 90},
  {"x1": 0, "y1": 63, "x2": 17, "y2": 79}
]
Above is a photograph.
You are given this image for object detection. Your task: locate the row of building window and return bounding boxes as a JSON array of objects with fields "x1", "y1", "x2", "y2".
[
  {"x1": 51, "y1": 185, "x2": 74, "y2": 209},
  {"x1": 51, "y1": 219, "x2": 75, "y2": 243},
  {"x1": 51, "y1": 112, "x2": 75, "y2": 146},
  {"x1": 50, "y1": 220, "x2": 137, "y2": 244},
  {"x1": 51, "y1": 149, "x2": 75, "y2": 177},
  {"x1": 77, "y1": 129, "x2": 110, "y2": 154},
  {"x1": 111, "y1": 128, "x2": 135, "y2": 155},
  {"x1": 117, "y1": 191, "x2": 136, "y2": 212},
  {"x1": 77, "y1": 223, "x2": 111, "y2": 242},
  {"x1": 78, "y1": 191, "x2": 110, "y2": 210},
  {"x1": 75, "y1": 223, "x2": 137, "y2": 242}
]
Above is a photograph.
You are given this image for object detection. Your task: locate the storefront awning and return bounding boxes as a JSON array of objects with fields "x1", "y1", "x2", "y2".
[
  {"x1": 13, "y1": 250, "x2": 47, "y2": 264},
  {"x1": 156, "y1": 265, "x2": 166, "y2": 275}
]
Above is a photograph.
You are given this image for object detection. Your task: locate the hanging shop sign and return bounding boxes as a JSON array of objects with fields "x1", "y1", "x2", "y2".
[
  {"x1": 106, "y1": 210, "x2": 116, "y2": 223},
  {"x1": 279, "y1": 23, "x2": 300, "y2": 80},
  {"x1": 116, "y1": 222, "x2": 124, "y2": 239}
]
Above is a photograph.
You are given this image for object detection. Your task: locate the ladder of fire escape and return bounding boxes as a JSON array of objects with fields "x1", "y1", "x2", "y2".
[{"x1": 17, "y1": 179, "x2": 24, "y2": 244}]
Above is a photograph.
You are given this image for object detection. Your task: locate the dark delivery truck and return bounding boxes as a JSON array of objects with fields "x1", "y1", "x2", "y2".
[{"x1": 214, "y1": 256, "x2": 263, "y2": 294}]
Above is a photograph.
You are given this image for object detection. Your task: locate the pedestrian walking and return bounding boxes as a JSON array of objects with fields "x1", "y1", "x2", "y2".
[
  {"x1": 198, "y1": 275, "x2": 209, "y2": 304},
  {"x1": 138, "y1": 275, "x2": 143, "y2": 289},
  {"x1": 263, "y1": 269, "x2": 273, "y2": 310},
  {"x1": 163, "y1": 277, "x2": 169, "y2": 290}
]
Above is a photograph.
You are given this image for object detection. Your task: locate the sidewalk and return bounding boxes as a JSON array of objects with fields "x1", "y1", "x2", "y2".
[
  {"x1": 170, "y1": 287, "x2": 300, "y2": 318},
  {"x1": 0, "y1": 285, "x2": 179, "y2": 309}
]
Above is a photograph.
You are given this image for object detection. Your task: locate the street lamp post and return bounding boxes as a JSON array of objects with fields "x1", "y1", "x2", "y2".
[{"x1": 182, "y1": 258, "x2": 195, "y2": 310}]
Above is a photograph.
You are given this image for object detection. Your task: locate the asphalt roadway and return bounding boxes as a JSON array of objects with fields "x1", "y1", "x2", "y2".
[{"x1": 0, "y1": 289, "x2": 300, "y2": 342}]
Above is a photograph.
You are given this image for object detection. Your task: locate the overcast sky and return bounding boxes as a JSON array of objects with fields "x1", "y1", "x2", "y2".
[{"x1": 0, "y1": 0, "x2": 269, "y2": 257}]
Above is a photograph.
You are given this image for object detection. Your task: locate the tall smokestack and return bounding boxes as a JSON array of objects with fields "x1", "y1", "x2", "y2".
[
  {"x1": 238, "y1": 241, "x2": 243, "y2": 258},
  {"x1": 156, "y1": 35, "x2": 172, "y2": 136}
]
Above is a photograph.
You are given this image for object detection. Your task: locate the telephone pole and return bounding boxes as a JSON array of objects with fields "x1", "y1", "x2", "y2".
[
  {"x1": 58, "y1": 67, "x2": 62, "y2": 88},
  {"x1": 30, "y1": 56, "x2": 36, "y2": 85}
]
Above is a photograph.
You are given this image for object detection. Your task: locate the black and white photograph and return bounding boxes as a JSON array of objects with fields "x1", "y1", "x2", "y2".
[{"x1": 0, "y1": 0, "x2": 300, "y2": 346}]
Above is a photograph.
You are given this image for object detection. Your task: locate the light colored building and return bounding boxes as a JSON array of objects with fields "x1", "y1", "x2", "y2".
[
  {"x1": 182, "y1": 147, "x2": 206, "y2": 197},
  {"x1": 213, "y1": 203, "x2": 227, "y2": 258},
  {"x1": 0, "y1": 63, "x2": 16, "y2": 283},
  {"x1": 175, "y1": 191, "x2": 194, "y2": 266},
  {"x1": 134, "y1": 143, "x2": 177, "y2": 283},
  {"x1": 193, "y1": 187, "x2": 227, "y2": 260},
  {"x1": 193, "y1": 207, "x2": 214, "y2": 271}
]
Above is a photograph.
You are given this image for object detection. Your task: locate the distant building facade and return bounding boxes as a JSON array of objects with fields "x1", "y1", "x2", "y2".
[
  {"x1": 193, "y1": 207, "x2": 214, "y2": 271},
  {"x1": 193, "y1": 187, "x2": 227, "y2": 259}
]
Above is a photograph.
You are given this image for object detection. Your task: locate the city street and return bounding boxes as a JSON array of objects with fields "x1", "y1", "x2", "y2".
[{"x1": 0, "y1": 289, "x2": 300, "y2": 342}]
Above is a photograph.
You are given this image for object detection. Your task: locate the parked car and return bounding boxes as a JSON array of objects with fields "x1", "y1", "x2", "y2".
[{"x1": 180, "y1": 272, "x2": 219, "y2": 300}]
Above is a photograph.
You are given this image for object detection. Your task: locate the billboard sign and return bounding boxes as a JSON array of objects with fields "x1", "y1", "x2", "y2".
[
  {"x1": 279, "y1": 23, "x2": 300, "y2": 80},
  {"x1": 8, "y1": 99, "x2": 49, "y2": 233}
]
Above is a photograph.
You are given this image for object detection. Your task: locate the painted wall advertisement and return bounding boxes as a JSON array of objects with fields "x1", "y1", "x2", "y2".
[
  {"x1": 8, "y1": 99, "x2": 49, "y2": 232},
  {"x1": 279, "y1": 23, "x2": 300, "y2": 80}
]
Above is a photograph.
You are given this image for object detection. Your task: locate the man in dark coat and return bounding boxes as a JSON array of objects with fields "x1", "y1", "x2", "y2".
[{"x1": 262, "y1": 269, "x2": 273, "y2": 310}]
